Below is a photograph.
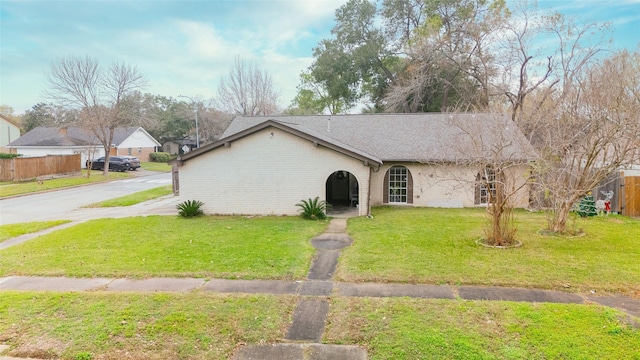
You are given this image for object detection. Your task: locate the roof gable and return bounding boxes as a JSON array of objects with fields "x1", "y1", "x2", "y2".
[
  {"x1": 0, "y1": 114, "x2": 22, "y2": 129},
  {"x1": 178, "y1": 120, "x2": 382, "y2": 166},
  {"x1": 8, "y1": 126, "x2": 158, "y2": 147}
]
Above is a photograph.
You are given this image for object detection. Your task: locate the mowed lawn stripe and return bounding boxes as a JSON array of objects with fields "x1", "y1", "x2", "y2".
[
  {"x1": 324, "y1": 297, "x2": 640, "y2": 360},
  {"x1": 0, "y1": 291, "x2": 295, "y2": 360},
  {"x1": 339, "y1": 207, "x2": 640, "y2": 295},
  {"x1": 0, "y1": 215, "x2": 327, "y2": 279}
]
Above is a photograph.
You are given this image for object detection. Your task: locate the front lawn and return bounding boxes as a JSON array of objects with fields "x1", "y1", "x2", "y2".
[
  {"x1": 0, "y1": 291, "x2": 295, "y2": 360},
  {"x1": 0, "y1": 216, "x2": 327, "y2": 279},
  {"x1": 0, "y1": 170, "x2": 130, "y2": 198},
  {"x1": 324, "y1": 297, "x2": 640, "y2": 359},
  {"x1": 0, "y1": 220, "x2": 71, "y2": 242},
  {"x1": 338, "y1": 207, "x2": 640, "y2": 296}
]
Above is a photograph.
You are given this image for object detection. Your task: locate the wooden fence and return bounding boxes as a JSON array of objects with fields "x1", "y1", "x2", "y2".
[
  {"x1": 0, "y1": 154, "x2": 81, "y2": 181},
  {"x1": 622, "y1": 175, "x2": 640, "y2": 217}
]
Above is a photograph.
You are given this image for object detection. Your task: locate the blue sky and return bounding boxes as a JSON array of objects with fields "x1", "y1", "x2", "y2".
[{"x1": 1, "y1": 0, "x2": 639, "y2": 115}]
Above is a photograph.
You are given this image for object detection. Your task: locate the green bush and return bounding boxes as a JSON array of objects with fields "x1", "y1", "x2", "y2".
[
  {"x1": 150, "y1": 152, "x2": 171, "y2": 163},
  {"x1": 296, "y1": 197, "x2": 327, "y2": 220},
  {"x1": 177, "y1": 200, "x2": 204, "y2": 218},
  {"x1": 0, "y1": 153, "x2": 21, "y2": 159}
]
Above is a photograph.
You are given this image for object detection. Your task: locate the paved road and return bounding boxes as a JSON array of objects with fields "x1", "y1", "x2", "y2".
[{"x1": 0, "y1": 171, "x2": 173, "y2": 225}]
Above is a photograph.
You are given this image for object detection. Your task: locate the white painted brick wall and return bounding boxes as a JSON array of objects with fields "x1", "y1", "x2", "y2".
[
  {"x1": 179, "y1": 128, "x2": 371, "y2": 216},
  {"x1": 371, "y1": 163, "x2": 530, "y2": 208}
]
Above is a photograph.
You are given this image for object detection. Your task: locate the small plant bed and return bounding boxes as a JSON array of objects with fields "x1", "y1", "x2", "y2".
[
  {"x1": 338, "y1": 207, "x2": 640, "y2": 295},
  {"x1": 0, "y1": 291, "x2": 295, "y2": 360},
  {"x1": 324, "y1": 297, "x2": 640, "y2": 359},
  {"x1": 0, "y1": 171, "x2": 131, "y2": 198},
  {"x1": 84, "y1": 185, "x2": 173, "y2": 207},
  {"x1": 0, "y1": 220, "x2": 71, "y2": 242},
  {"x1": 0, "y1": 216, "x2": 326, "y2": 279},
  {"x1": 475, "y1": 238, "x2": 522, "y2": 249}
]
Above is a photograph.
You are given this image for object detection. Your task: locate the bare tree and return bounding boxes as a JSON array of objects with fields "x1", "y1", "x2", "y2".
[
  {"x1": 436, "y1": 112, "x2": 535, "y2": 246},
  {"x1": 46, "y1": 56, "x2": 145, "y2": 176},
  {"x1": 216, "y1": 56, "x2": 280, "y2": 116},
  {"x1": 194, "y1": 98, "x2": 233, "y2": 145},
  {"x1": 533, "y1": 49, "x2": 640, "y2": 233}
]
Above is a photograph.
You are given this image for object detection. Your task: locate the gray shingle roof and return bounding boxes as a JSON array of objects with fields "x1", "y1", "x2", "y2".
[
  {"x1": 8, "y1": 126, "x2": 141, "y2": 147},
  {"x1": 222, "y1": 113, "x2": 536, "y2": 163}
]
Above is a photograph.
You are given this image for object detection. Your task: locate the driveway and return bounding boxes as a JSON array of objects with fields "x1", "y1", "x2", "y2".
[{"x1": 0, "y1": 171, "x2": 177, "y2": 225}]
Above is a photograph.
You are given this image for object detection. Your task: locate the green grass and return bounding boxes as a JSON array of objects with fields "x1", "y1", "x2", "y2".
[
  {"x1": 0, "y1": 291, "x2": 295, "y2": 360},
  {"x1": 0, "y1": 216, "x2": 327, "y2": 279},
  {"x1": 0, "y1": 220, "x2": 71, "y2": 242},
  {"x1": 141, "y1": 161, "x2": 172, "y2": 172},
  {"x1": 0, "y1": 170, "x2": 131, "y2": 198},
  {"x1": 324, "y1": 297, "x2": 640, "y2": 360},
  {"x1": 338, "y1": 207, "x2": 640, "y2": 296},
  {"x1": 84, "y1": 185, "x2": 173, "y2": 207}
]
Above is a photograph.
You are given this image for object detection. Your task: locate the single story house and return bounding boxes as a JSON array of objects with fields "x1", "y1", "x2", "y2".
[
  {"x1": 173, "y1": 114, "x2": 536, "y2": 217},
  {"x1": 163, "y1": 136, "x2": 197, "y2": 155},
  {"x1": 0, "y1": 114, "x2": 21, "y2": 149},
  {"x1": 7, "y1": 126, "x2": 160, "y2": 168}
]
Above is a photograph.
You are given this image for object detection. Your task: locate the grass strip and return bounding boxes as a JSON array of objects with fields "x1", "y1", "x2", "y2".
[
  {"x1": 339, "y1": 207, "x2": 640, "y2": 295},
  {"x1": 0, "y1": 220, "x2": 71, "y2": 242},
  {"x1": 141, "y1": 162, "x2": 172, "y2": 172},
  {"x1": 0, "y1": 215, "x2": 327, "y2": 279},
  {"x1": 0, "y1": 171, "x2": 130, "y2": 198},
  {"x1": 325, "y1": 297, "x2": 640, "y2": 360},
  {"x1": 0, "y1": 291, "x2": 295, "y2": 360},
  {"x1": 84, "y1": 185, "x2": 173, "y2": 207}
]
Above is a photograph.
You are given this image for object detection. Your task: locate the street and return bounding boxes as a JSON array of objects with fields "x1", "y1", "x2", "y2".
[{"x1": 0, "y1": 171, "x2": 174, "y2": 225}]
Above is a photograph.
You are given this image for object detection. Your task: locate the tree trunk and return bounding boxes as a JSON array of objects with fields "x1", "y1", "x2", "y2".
[{"x1": 552, "y1": 201, "x2": 573, "y2": 233}]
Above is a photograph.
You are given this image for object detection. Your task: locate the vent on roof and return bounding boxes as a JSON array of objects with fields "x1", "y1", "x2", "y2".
[{"x1": 327, "y1": 118, "x2": 331, "y2": 132}]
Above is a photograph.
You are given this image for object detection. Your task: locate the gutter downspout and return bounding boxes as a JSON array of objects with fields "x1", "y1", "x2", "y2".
[{"x1": 367, "y1": 166, "x2": 372, "y2": 217}]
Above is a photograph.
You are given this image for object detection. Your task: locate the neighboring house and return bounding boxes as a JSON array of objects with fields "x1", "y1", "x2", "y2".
[
  {"x1": 0, "y1": 114, "x2": 21, "y2": 149},
  {"x1": 163, "y1": 136, "x2": 197, "y2": 155},
  {"x1": 7, "y1": 126, "x2": 160, "y2": 167},
  {"x1": 173, "y1": 114, "x2": 536, "y2": 217}
]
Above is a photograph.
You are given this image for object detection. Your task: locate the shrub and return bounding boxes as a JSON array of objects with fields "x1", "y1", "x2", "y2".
[
  {"x1": 0, "y1": 153, "x2": 21, "y2": 159},
  {"x1": 150, "y1": 152, "x2": 171, "y2": 163},
  {"x1": 296, "y1": 197, "x2": 327, "y2": 220},
  {"x1": 177, "y1": 200, "x2": 204, "y2": 218}
]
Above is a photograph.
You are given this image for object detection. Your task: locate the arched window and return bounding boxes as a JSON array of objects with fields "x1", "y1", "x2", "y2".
[
  {"x1": 384, "y1": 166, "x2": 413, "y2": 204},
  {"x1": 475, "y1": 166, "x2": 497, "y2": 205}
]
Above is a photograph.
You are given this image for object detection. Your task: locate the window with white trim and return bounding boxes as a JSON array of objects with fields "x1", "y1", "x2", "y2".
[
  {"x1": 476, "y1": 167, "x2": 496, "y2": 205},
  {"x1": 389, "y1": 166, "x2": 408, "y2": 203}
]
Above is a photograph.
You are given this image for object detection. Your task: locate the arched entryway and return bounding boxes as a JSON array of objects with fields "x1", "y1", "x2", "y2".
[{"x1": 326, "y1": 170, "x2": 359, "y2": 210}]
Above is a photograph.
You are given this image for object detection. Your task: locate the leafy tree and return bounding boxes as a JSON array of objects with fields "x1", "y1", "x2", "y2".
[
  {"x1": 292, "y1": 0, "x2": 405, "y2": 113},
  {"x1": 21, "y1": 103, "x2": 77, "y2": 132},
  {"x1": 0, "y1": 105, "x2": 16, "y2": 117},
  {"x1": 286, "y1": 71, "x2": 349, "y2": 115}
]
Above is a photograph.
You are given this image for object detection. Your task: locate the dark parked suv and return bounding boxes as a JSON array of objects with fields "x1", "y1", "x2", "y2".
[
  {"x1": 86, "y1": 156, "x2": 129, "y2": 172},
  {"x1": 120, "y1": 156, "x2": 141, "y2": 170}
]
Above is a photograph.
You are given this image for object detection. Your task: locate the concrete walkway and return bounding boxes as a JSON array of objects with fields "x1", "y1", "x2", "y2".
[{"x1": 1, "y1": 218, "x2": 639, "y2": 359}]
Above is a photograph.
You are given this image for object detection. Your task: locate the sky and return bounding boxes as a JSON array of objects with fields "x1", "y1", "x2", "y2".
[{"x1": 1, "y1": 0, "x2": 639, "y2": 115}]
